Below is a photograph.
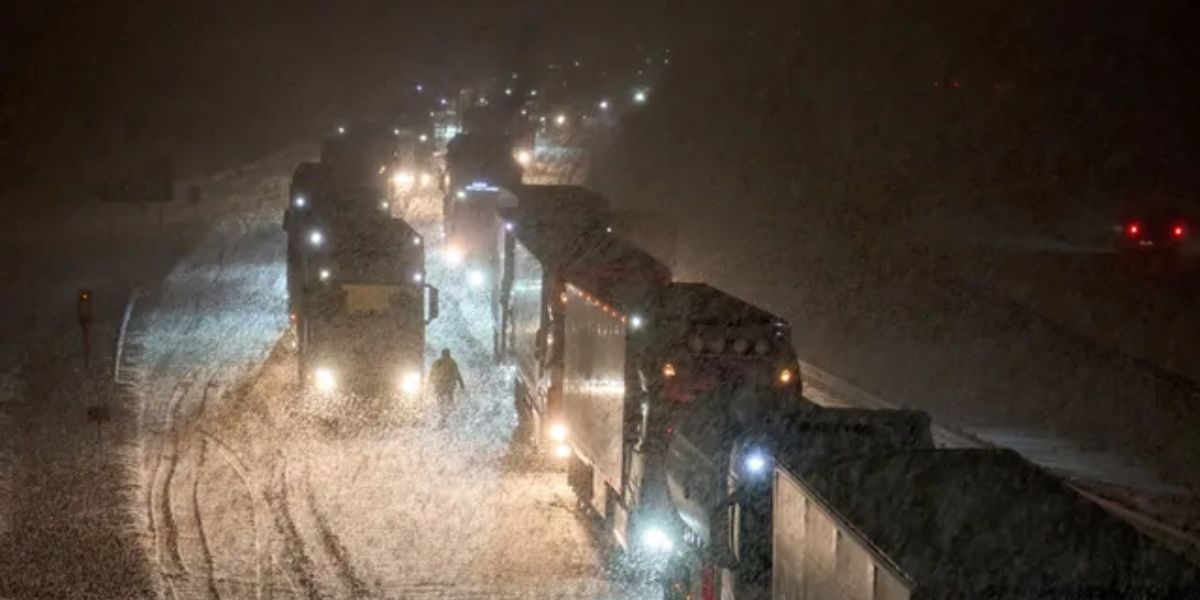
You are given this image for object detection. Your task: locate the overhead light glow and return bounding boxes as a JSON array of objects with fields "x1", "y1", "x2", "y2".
[
  {"x1": 294, "y1": 195, "x2": 306, "y2": 208},
  {"x1": 744, "y1": 451, "x2": 770, "y2": 475},
  {"x1": 598, "y1": 100, "x2": 610, "y2": 111},
  {"x1": 555, "y1": 114, "x2": 567, "y2": 126},
  {"x1": 319, "y1": 268, "x2": 331, "y2": 281},
  {"x1": 629, "y1": 315, "x2": 644, "y2": 330},
  {"x1": 633, "y1": 90, "x2": 648, "y2": 104},
  {"x1": 309, "y1": 230, "x2": 324, "y2": 247}
]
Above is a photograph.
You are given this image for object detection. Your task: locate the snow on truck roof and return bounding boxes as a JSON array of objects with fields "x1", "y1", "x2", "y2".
[
  {"x1": 786, "y1": 448, "x2": 1200, "y2": 598},
  {"x1": 645, "y1": 283, "x2": 786, "y2": 330},
  {"x1": 564, "y1": 231, "x2": 671, "y2": 311}
]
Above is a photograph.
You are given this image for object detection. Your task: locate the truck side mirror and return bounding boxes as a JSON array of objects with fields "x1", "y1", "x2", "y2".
[{"x1": 425, "y1": 285, "x2": 440, "y2": 323}]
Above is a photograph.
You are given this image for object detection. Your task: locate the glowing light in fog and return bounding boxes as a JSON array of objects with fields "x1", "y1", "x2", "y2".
[
  {"x1": 633, "y1": 90, "x2": 648, "y2": 104},
  {"x1": 554, "y1": 114, "x2": 567, "y2": 127},
  {"x1": 629, "y1": 315, "x2": 644, "y2": 330},
  {"x1": 515, "y1": 150, "x2": 532, "y2": 166},
  {"x1": 319, "y1": 268, "x2": 331, "y2": 281},
  {"x1": 392, "y1": 171, "x2": 415, "y2": 187},
  {"x1": 554, "y1": 444, "x2": 571, "y2": 459},
  {"x1": 309, "y1": 230, "x2": 324, "y2": 247},
  {"x1": 337, "y1": 125, "x2": 346, "y2": 134},
  {"x1": 456, "y1": 190, "x2": 467, "y2": 200},
  {"x1": 505, "y1": 88, "x2": 513, "y2": 95},
  {"x1": 412, "y1": 236, "x2": 422, "y2": 246},
  {"x1": 393, "y1": 128, "x2": 400, "y2": 135},
  {"x1": 439, "y1": 98, "x2": 448, "y2": 106},
  {"x1": 400, "y1": 371, "x2": 422, "y2": 395},
  {"x1": 662, "y1": 363, "x2": 676, "y2": 378},
  {"x1": 504, "y1": 221, "x2": 514, "y2": 231},
  {"x1": 419, "y1": 134, "x2": 429, "y2": 143},
  {"x1": 779, "y1": 369, "x2": 794, "y2": 384},
  {"x1": 468, "y1": 270, "x2": 485, "y2": 288},
  {"x1": 598, "y1": 100, "x2": 610, "y2": 111},
  {"x1": 549, "y1": 423, "x2": 568, "y2": 442},
  {"x1": 445, "y1": 245, "x2": 465, "y2": 266},
  {"x1": 641, "y1": 527, "x2": 673, "y2": 552},
  {"x1": 415, "y1": 84, "x2": 424, "y2": 92},
  {"x1": 412, "y1": 272, "x2": 423, "y2": 283},
  {"x1": 744, "y1": 451, "x2": 769, "y2": 475},
  {"x1": 294, "y1": 195, "x2": 306, "y2": 208},
  {"x1": 314, "y1": 367, "x2": 337, "y2": 393}
]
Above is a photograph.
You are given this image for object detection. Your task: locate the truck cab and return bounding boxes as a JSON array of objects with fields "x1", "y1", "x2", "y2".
[{"x1": 296, "y1": 213, "x2": 437, "y2": 398}]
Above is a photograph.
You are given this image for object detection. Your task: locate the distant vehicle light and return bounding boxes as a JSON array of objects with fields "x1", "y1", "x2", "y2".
[
  {"x1": 293, "y1": 195, "x2": 307, "y2": 208},
  {"x1": 412, "y1": 272, "x2": 423, "y2": 283},
  {"x1": 419, "y1": 134, "x2": 429, "y2": 143},
  {"x1": 456, "y1": 190, "x2": 467, "y2": 200},
  {"x1": 468, "y1": 270, "x2": 485, "y2": 288},
  {"x1": 598, "y1": 100, "x2": 610, "y2": 111},
  {"x1": 1126, "y1": 222, "x2": 1141, "y2": 237},
  {"x1": 504, "y1": 87, "x2": 513, "y2": 96},
  {"x1": 553, "y1": 443, "x2": 571, "y2": 459},
  {"x1": 530, "y1": 89, "x2": 538, "y2": 97},
  {"x1": 633, "y1": 90, "x2": 648, "y2": 104},
  {"x1": 336, "y1": 125, "x2": 346, "y2": 135},
  {"x1": 309, "y1": 230, "x2": 324, "y2": 247},
  {"x1": 515, "y1": 150, "x2": 532, "y2": 166},
  {"x1": 662, "y1": 363, "x2": 676, "y2": 378},
  {"x1": 393, "y1": 128, "x2": 400, "y2": 135},
  {"x1": 548, "y1": 423, "x2": 568, "y2": 442},
  {"x1": 779, "y1": 368, "x2": 794, "y2": 385},
  {"x1": 629, "y1": 315, "x2": 644, "y2": 330},
  {"x1": 415, "y1": 84, "x2": 424, "y2": 92},
  {"x1": 400, "y1": 371, "x2": 422, "y2": 395},
  {"x1": 439, "y1": 97, "x2": 448, "y2": 106},
  {"x1": 445, "y1": 245, "x2": 465, "y2": 266},
  {"x1": 380, "y1": 201, "x2": 390, "y2": 210},
  {"x1": 1173, "y1": 224, "x2": 1186, "y2": 238},
  {"x1": 314, "y1": 366, "x2": 337, "y2": 393},
  {"x1": 555, "y1": 114, "x2": 567, "y2": 127},
  {"x1": 412, "y1": 236, "x2": 422, "y2": 246},
  {"x1": 319, "y1": 268, "x2": 331, "y2": 281},
  {"x1": 504, "y1": 221, "x2": 514, "y2": 231},
  {"x1": 419, "y1": 172, "x2": 433, "y2": 187}
]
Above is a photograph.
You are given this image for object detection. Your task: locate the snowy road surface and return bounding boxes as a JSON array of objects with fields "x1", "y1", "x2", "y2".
[{"x1": 116, "y1": 151, "x2": 654, "y2": 598}]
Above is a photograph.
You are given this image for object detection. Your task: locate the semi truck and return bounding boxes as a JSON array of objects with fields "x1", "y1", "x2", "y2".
[
  {"x1": 294, "y1": 210, "x2": 438, "y2": 398},
  {"x1": 560, "y1": 274, "x2": 805, "y2": 558},
  {"x1": 443, "y1": 132, "x2": 523, "y2": 227},
  {"x1": 662, "y1": 405, "x2": 934, "y2": 600},
  {"x1": 771, "y1": 448, "x2": 1199, "y2": 599},
  {"x1": 497, "y1": 188, "x2": 612, "y2": 434}
]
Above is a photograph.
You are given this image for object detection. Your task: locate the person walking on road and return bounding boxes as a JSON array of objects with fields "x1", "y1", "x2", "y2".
[{"x1": 430, "y1": 348, "x2": 465, "y2": 426}]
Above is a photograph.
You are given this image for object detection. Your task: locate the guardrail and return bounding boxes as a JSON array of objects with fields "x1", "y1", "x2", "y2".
[{"x1": 113, "y1": 287, "x2": 146, "y2": 384}]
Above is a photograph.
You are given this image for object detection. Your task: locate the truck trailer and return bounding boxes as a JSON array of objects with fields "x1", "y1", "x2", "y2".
[
  {"x1": 561, "y1": 274, "x2": 805, "y2": 558},
  {"x1": 772, "y1": 448, "x2": 1200, "y2": 600},
  {"x1": 663, "y1": 405, "x2": 934, "y2": 600},
  {"x1": 496, "y1": 185, "x2": 609, "y2": 363}
]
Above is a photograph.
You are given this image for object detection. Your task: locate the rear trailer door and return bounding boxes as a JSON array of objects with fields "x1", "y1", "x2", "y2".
[{"x1": 562, "y1": 285, "x2": 628, "y2": 509}]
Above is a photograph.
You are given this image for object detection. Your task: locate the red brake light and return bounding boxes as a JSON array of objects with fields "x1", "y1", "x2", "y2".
[
  {"x1": 1173, "y1": 224, "x2": 1186, "y2": 238},
  {"x1": 1126, "y1": 222, "x2": 1141, "y2": 237}
]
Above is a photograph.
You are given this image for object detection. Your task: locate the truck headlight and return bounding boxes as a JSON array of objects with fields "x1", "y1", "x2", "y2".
[
  {"x1": 314, "y1": 366, "x2": 338, "y2": 393},
  {"x1": 548, "y1": 422, "x2": 568, "y2": 442},
  {"x1": 392, "y1": 170, "x2": 415, "y2": 188},
  {"x1": 309, "y1": 230, "x2": 324, "y2": 247},
  {"x1": 400, "y1": 370, "x2": 422, "y2": 395},
  {"x1": 515, "y1": 149, "x2": 532, "y2": 166},
  {"x1": 640, "y1": 527, "x2": 673, "y2": 553}
]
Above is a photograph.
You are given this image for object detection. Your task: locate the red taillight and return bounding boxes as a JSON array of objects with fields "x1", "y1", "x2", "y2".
[
  {"x1": 1173, "y1": 224, "x2": 1186, "y2": 238},
  {"x1": 1126, "y1": 222, "x2": 1141, "y2": 237}
]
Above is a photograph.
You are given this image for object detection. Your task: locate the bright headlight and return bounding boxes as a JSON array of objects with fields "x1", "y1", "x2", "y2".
[
  {"x1": 744, "y1": 450, "x2": 770, "y2": 476},
  {"x1": 314, "y1": 366, "x2": 337, "y2": 393},
  {"x1": 468, "y1": 270, "x2": 485, "y2": 288},
  {"x1": 553, "y1": 443, "x2": 571, "y2": 459},
  {"x1": 641, "y1": 527, "x2": 673, "y2": 553},
  {"x1": 419, "y1": 172, "x2": 433, "y2": 187},
  {"x1": 309, "y1": 230, "x2": 324, "y2": 247},
  {"x1": 400, "y1": 371, "x2": 422, "y2": 395},
  {"x1": 392, "y1": 170, "x2": 415, "y2": 188},
  {"x1": 515, "y1": 149, "x2": 532, "y2": 166},
  {"x1": 294, "y1": 195, "x2": 307, "y2": 208},
  {"x1": 548, "y1": 422, "x2": 568, "y2": 442},
  {"x1": 445, "y1": 245, "x2": 465, "y2": 266}
]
